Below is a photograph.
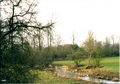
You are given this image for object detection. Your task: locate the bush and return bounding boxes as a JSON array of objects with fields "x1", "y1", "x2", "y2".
[
  {"x1": 92, "y1": 52, "x2": 102, "y2": 66},
  {"x1": 67, "y1": 51, "x2": 86, "y2": 65},
  {"x1": 92, "y1": 44, "x2": 104, "y2": 66},
  {"x1": 0, "y1": 65, "x2": 38, "y2": 83}
]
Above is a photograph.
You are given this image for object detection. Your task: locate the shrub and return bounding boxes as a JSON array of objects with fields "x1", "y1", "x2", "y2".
[{"x1": 67, "y1": 51, "x2": 86, "y2": 65}]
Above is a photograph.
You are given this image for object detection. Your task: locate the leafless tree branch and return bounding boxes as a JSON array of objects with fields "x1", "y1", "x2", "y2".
[
  {"x1": 14, "y1": 0, "x2": 21, "y2": 6},
  {"x1": 0, "y1": 21, "x2": 55, "y2": 40},
  {"x1": 0, "y1": 0, "x2": 3, "y2": 2},
  {"x1": 0, "y1": 0, "x2": 56, "y2": 41}
]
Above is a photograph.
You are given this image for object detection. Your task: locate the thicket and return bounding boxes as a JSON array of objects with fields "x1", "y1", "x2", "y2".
[{"x1": 0, "y1": 0, "x2": 55, "y2": 83}]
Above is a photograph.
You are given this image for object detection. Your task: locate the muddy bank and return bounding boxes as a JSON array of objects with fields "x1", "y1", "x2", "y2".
[
  {"x1": 46, "y1": 64, "x2": 119, "y2": 82},
  {"x1": 45, "y1": 65, "x2": 105, "y2": 83},
  {"x1": 70, "y1": 65, "x2": 119, "y2": 81}
]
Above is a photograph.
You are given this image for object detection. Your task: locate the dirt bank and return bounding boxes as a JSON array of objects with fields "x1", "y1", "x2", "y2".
[
  {"x1": 71, "y1": 65, "x2": 119, "y2": 81},
  {"x1": 45, "y1": 65, "x2": 105, "y2": 84}
]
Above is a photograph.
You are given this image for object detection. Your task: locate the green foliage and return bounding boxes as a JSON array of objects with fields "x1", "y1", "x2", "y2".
[
  {"x1": 0, "y1": 65, "x2": 38, "y2": 83},
  {"x1": 102, "y1": 36, "x2": 119, "y2": 57},
  {"x1": 92, "y1": 41, "x2": 104, "y2": 66},
  {"x1": 50, "y1": 44, "x2": 73, "y2": 61},
  {"x1": 67, "y1": 51, "x2": 86, "y2": 65},
  {"x1": 92, "y1": 51, "x2": 102, "y2": 66},
  {"x1": 72, "y1": 44, "x2": 79, "y2": 51},
  {"x1": 2, "y1": 43, "x2": 36, "y2": 67}
]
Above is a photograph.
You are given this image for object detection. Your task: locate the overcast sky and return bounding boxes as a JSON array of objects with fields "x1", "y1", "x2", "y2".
[{"x1": 36, "y1": 0, "x2": 120, "y2": 46}]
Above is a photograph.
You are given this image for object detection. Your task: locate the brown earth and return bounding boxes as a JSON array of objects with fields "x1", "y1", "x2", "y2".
[
  {"x1": 71, "y1": 65, "x2": 119, "y2": 81},
  {"x1": 46, "y1": 65, "x2": 105, "y2": 83},
  {"x1": 46, "y1": 64, "x2": 119, "y2": 83}
]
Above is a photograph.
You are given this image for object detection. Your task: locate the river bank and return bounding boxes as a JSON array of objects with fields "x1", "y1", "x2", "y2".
[
  {"x1": 67, "y1": 65, "x2": 119, "y2": 81},
  {"x1": 74, "y1": 65, "x2": 119, "y2": 81},
  {"x1": 46, "y1": 64, "x2": 105, "y2": 83},
  {"x1": 46, "y1": 64, "x2": 119, "y2": 83}
]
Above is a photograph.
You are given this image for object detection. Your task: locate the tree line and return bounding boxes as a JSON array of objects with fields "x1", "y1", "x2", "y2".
[{"x1": 66, "y1": 30, "x2": 119, "y2": 66}]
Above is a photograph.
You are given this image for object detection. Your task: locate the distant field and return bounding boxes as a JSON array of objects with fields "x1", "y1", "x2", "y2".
[{"x1": 53, "y1": 56, "x2": 119, "y2": 72}]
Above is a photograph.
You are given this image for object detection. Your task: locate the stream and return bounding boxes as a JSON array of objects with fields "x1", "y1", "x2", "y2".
[{"x1": 55, "y1": 67, "x2": 120, "y2": 84}]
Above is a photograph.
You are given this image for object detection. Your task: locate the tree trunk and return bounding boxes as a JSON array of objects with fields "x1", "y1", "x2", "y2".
[
  {"x1": 11, "y1": 5, "x2": 14, "y2": 50},
  {"x1": 38, "y1": 29, "x2": 41, "y2": 51},
  {"x1": 0, "y1": 21, "x2": 2, "y2": 68},
  {"x1": 45, "y1": 28, "x2": 50, "y2": 61},
  {"x1": 21, "y1": 37, "x2": 23, "y2": 49},
  {"x1": 33, "y1": 37, "x2": 35, "y2": 49},
  {"x1": 88, "y1": 52, "x2": 92, "y2": 66}
]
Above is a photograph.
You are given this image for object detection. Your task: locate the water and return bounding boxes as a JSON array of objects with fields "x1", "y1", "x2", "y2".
[{"x1": 55, "y1": 67, "x2": 120, "y2": 84}]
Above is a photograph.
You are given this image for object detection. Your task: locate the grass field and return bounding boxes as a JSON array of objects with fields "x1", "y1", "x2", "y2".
[{"x1": 53, "y1": 56, "x2": 119, "y2": 72}]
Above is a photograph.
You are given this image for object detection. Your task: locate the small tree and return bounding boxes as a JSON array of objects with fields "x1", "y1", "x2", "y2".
[
  {"x1": 82, "y1": 30, "x2": 95, "y2": 66},
  {"x1": 111, "y1": 35, "x2": 115, "y2": 56},
  {"x1": 103, "y1": 36, "x2": 111, "y2": 57},
  {"x1": 71, "y1": 31, "x2": 76, "y2": 45}
]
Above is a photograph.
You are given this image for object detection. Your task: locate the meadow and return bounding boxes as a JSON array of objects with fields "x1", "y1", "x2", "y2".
[{"x1": 53, "y1": 56, "x2": 119, "y2": 72}]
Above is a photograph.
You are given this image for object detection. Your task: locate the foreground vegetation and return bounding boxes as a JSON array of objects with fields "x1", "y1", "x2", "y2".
[
  {"x1": 53, "y1": 56, "x2": 119, "y2": 72},
  {"x1": 34, "y1": 70, "x2": 86, "y2": 83},
  {"x1": 1, "y1": 66, "x2": 87, "y2": 83}
]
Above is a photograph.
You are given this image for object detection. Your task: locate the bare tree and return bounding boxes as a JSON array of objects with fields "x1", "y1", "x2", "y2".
[
  {"x1": 0, "y1": 0, "x2": 55, "y2": 68},
  {"x1": 53, "y1": 33, "x2": 62, "y2": 46},
  {"x1": 71, "y1": 30, "x2": 75, "y2": 45},
  {"x1": 0, "y1": 0, "x2": 55, "y2": 40},
  {"x1": 111, "y1": 35, "x2": 115, "y2": 56},
  {"x1": 38, "y1": 29, "x2": 43, "y2": 50},
  {"x1": 103, "y1": 36, "x2": 111, "y2": 57}
]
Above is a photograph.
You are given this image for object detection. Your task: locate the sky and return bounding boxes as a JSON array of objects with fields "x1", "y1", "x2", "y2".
[{"x1": 36, "y1": 0, "x2": 120, "y2": 46}]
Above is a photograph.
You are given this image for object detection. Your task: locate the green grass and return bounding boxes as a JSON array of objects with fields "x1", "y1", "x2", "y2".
[
  {"x1": 33, "y1": 70, "x2": 85, "y2": 83},
  {"x1": 53, "y1": 60, "x2": 75, "y2": 65},
  {"x1": 99, "y1": 57, "x2": 119, "y2": 72},
  {"x1": 53, "y1": 59, "x2": 88, "y2": 65},
  {"x1": 53, "y1": 56, "x2": 119, "y2": 72}
]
